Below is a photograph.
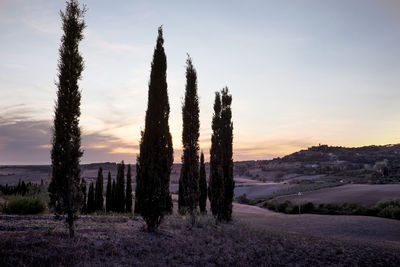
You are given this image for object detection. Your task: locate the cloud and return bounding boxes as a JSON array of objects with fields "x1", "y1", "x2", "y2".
[{"x1": 0, "y1": 119, "x2": 140, "y2": 165}]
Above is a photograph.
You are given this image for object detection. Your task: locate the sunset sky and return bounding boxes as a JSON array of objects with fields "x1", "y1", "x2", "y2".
[{"x1": 1, "y1": 0, "x2": 400, "y2": 164}]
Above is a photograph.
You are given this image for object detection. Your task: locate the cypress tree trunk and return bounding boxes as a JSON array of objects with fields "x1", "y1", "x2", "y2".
[
  {"x1": 106, "y1": 171, "x2": 112, "y2": 212},
  {"x1": 126, "y1": 164, "x2": 133, "y2": 213},
  {"x1": 95, "y1": 167, "x2": 104, "y2": 211},
  {"x1": 134, "y1": 26, "x2": 173, "y2": 230},
  {"x1": 179, "y1": 56, "x2": 200, "y2": 226},
  {"x1": 48, "y1": 0, "x2": 86, "y2": 238},
  {"x1": 199, "y1": 152, "x2": 207, "y2": 213}
]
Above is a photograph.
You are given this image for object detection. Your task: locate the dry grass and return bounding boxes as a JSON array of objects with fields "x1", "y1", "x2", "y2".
[
  {"x1": 1, "y1": 212, "x2": 400, "y2": 266},
  {"x1": 275, "y1": 184, "x2": 400, "y2": 207}
]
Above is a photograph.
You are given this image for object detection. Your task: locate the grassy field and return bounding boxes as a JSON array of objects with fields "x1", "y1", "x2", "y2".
[
  {"x1": 274, "y1": 184, "x2": 400, "y2": 207},
  {"x1": 1, "y1": 203, "x2": 400, "y2": 266}
]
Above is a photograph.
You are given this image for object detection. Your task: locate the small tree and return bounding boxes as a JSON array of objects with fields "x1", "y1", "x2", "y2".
[
  {"x1": 126, "y1": 164, "x2": 133, "y2": 213},
  {"x1": 199, "y1": 152, "x2": 207, "y2": 213},
  {"x1": 48, "y1": 0, "x2": 86, "y2": 237},
  {"x1": 134, "y1": 26, "x2": 173, "y2": 230},
  {"x1": 80, "y1": 178, "x2": 87, "y2": 214},
  {"x1": 106, "y1": 171, "x2": 112, "y2": 212},
  {"x1": 116, "y1": 161, "x2": 125, "y2": 212},
  {"x1": 95, "y1": 167, "x2": 104, "y2": 211},
  {"x1": 179, "y1": 55, "x2": 200, "y2": 226},
  {"x1": 111, "y1": 179, "x2": 116, "y2": 212},
  {"x1": 87, "y1": 182, "x2": 95, "y2": 213}
]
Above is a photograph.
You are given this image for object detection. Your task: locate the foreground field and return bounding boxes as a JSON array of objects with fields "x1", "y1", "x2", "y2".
[
  {"x1": 275, "y1": 184, "x2": 400, "y2": 207},
  {"x1": 1, "y1": 204, "x2": 400, "y2": 266}
]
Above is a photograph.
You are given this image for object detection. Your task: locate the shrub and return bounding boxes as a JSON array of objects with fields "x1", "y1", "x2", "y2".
[
  {"x1": 236, "y1": 194, "x2": 251, "y2": 204},
  {"x1": 300, "y1": 201, "x2": 314, "y2": 213},
  {"x1": 4, "y1": 196, "x2": 46, "y2": 215}
]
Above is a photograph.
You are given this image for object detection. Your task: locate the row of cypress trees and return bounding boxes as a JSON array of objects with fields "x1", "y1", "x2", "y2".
[
  {"x1": 80, "y1": 162, "x2": 133, "y2": 214},
  {"x1": 49, "y1": 0, "x2": 233, "y2": 236}
]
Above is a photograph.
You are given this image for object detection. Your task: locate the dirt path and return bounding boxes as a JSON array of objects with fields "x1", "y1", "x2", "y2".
[{"x1": 233, "y1": 203, "x2": 400, "y2": 246}]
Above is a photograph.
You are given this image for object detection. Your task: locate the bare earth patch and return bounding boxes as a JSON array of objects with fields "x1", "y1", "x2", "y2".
[{"x1": 1, "y1": 210, "x2": 400, "y2": 266}]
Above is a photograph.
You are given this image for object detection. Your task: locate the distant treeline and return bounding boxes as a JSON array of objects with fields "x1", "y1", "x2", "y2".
[{"x1": 0, "y1": 179, "x2": 45, "y2": 196}]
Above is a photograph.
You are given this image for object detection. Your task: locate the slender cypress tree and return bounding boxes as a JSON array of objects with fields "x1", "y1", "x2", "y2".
[
  {"x1": 106, "y1": 171, "x2": 112, "y2": 212},
  {"x1": 179, "y1": 55, "x2": 200, "y2": 226},
  {"x1": 134, "y1": 26, "x2": 173, "y2": 230},
  {"x1": 80, "y1": 178, "x2": 87, "y2": 214},
  {"x1": 126, "y1": 164, "x2": 133, "y2": 213},
  {"x1": 220, "y1": 87, "x2": 234, "y2": 221},
  {"x1": 111, "y1": 180, "x2": 116, "y2": 212},
  {"x1": 48, "y1": 0, "x2": 86, "y2": 238},
  {"x1": 116, "y1": 161, "x2": 125, "y2": 212},
  {"x1": 87, "y1": 182, "x2": 94, "y2": 213},
  {"x1": 209, "y1": 92, "x2": 223, "y2": 221},
  {"x1": 199, "y1": 152, "x2": 207, "y2": 213},
  {"x1": 95, "y1": 167, "x2": 104, "y2": 211}
]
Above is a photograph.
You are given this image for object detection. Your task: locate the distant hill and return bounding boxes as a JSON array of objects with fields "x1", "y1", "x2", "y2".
[
  {"x1": 2, "y1": 144, "x2": 400, "y2": 185},
  {"x1": 234, "y1": 144, "x2": 400, "y2": 184}
]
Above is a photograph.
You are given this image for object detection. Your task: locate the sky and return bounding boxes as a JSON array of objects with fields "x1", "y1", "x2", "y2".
[{"x1": 1, "y1": 0, "x2": 400, "y2": 165}]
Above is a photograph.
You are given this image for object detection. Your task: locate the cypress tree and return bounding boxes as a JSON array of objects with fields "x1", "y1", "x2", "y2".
[
  {"x1": 111, "y1": 179, "x2": 116, "y2": 212},
  {"x1": 209, "y1": 92, "x2": 223, "y2": 221},
  {"x1": 220, "y1": 87, "x2": 234, "y2": 221},
  {"x1": 126, "y1": 164, "x2": 133, "y2": 213},
  {"x1": 199, "y1": 152, "x2": 207, "y2": 213},
  {"x1": 179, "y1": 55, "x2": 200, "y2": 226},
  {"x1": 87, "y1": 182, "x2": 94, "y2": 213},
  {"x1": 106, "y1": 171, "x2": 112, "y2": 212},
  {"x1": 95, "y1": 167, "x2": 104, "y2": 211},
  {"x1": 80, "y1": 178, "x2": 87, "y2": 214},
  {"x1": 134, "y1": 26, "x2": 173, "y2": 230},
  {"x1": 116, "y1": 161, "x2": 125, "y2": 212},
  {"x1": 48, "y1": 0, "x2": 86, "y2": 238}
]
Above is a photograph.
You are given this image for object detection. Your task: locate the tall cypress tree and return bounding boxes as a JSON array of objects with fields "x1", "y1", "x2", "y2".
[
  {"x1": 95, "y1": 167, "x2": 104, "y2": 211},
  {"x1": 116, "y1": 161, "x2": 125, "y2": 212},
  {"x1": 220, "y1": 87, "x2": 234, "y2": 221},
  {"x1": 106, "y1": 171, "x2": 112, "y2": 212},
  {"x1": 199, "y1": 152, "x2": 207, "y2": 214},
  {"x1": 48, "y1": 0, "x2": 86, "y2": 238},
  {"x1": 87, "y1": 182, "x2": 94, "y2": 214},
  {"x1": 134, "y1": 26, "x2": 173, "y2": 230},
  {"x1": 126, "y1": 164, "x2": 133, "y2": 213},
  {"x1": 178, "y1": 55, "x2": 200, "y2": 226},
  {"x1": 209, "y1": 92, "x2": 223, "y2": 221}
]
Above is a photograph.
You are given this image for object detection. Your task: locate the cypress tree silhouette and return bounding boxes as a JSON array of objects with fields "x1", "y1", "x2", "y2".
[
  {"x1": 111, "y1": 180, "x2": 116, "y2": 212},
  {"x1": 116, "y1": 161, "x2": 125, "y2": 212},
  {"x1": 48, "y1": 0, "x2": 86, "y2": 237},
  {"x1": 126, "y1": 164, "x2": 133, "y2": 213},
  {"x1": 95, "y1": 167, "x2": 104, "y2": 211},
  {"x1": 87, "y1": 182, "x2": 94, "y2": 214},
  {"x1": 106, "y1": 171, "x2": 112, "y2": 212},
  {"x1": 220, "y1": 87, "x2": 234, "y2": 221},
  {"x1": 208, "y1": 87, "x2": 233, "y2": 222},
  {"x1": 80, "y1": 178, "x2": 87, "y2": 214},
  {"x1": 199, "y1": 152, "x2": 207, "y2": 214},
  {"x1": 178, "y1": 55, "x2": 200, "y2": 226},
  {"x1": 209, "y1": 92, "x2": 223, "y2": 221},
  {"x1": 134, "y1": 26, "x2": 173, "y2": 230}
]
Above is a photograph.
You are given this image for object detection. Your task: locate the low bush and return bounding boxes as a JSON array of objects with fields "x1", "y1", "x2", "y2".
[
  {"x1": 236, "y1": 194, "x2": 251, "y2": 204},
  {"x1": 3, "y1": 196, "x2": 46, "y2": 215},
  {"x1": 263, "y1": 198, "x2": 400, "y2": 220}
]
